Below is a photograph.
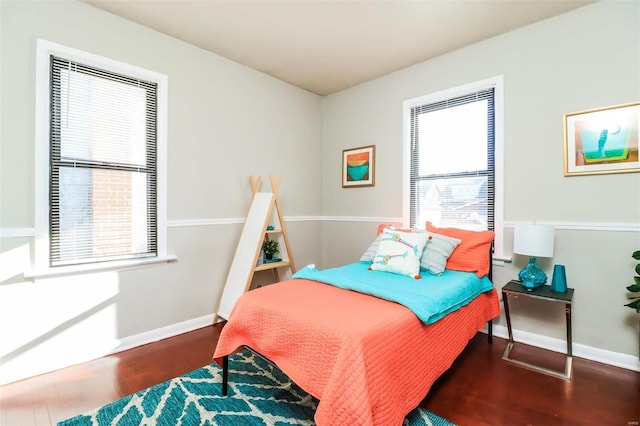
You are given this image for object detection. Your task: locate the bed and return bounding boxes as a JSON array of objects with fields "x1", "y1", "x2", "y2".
[{"x1": 213, "y1": 223, "x2": 501, "y2": 426}]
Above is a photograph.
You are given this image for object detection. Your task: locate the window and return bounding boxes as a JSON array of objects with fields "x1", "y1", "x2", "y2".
[
  {"x1": 35, "y1": 40, "x2": 168, "y2": 274},
  {"x1": 403, "y1": 76, "x2": 504, "y2": 257}
]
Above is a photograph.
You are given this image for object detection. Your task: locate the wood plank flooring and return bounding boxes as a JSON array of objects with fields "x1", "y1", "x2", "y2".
[{"x1": 1, "y1": 324, "x2": 638, "y2": 426}]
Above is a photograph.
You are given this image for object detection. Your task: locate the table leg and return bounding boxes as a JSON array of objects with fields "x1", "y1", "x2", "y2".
[
  {"x1": 565, "y1": 302, "x2": 573, "y2": 379},
  {"x1": 503, "y1": 291, "x2": 514, "y2": 343},
  {"x1": 566, "y1": 302, "x2": 572, "y2": 357},
  {"x1": 501, "y1": 291, "x2": 516, "y2": 363}
]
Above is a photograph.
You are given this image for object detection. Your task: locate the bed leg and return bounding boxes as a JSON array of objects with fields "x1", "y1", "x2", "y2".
[
  {"x1": 222, "y1": 355, "x2": 229, "y2": 396},
  {"x1": 488, "y1": 320, "x2": 493, "y2": 344}
]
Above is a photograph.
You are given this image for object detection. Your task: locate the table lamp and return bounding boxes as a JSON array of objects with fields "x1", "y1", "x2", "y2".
[{"x1": 513, "y1": 224, "x2": 555, "y2": 290}]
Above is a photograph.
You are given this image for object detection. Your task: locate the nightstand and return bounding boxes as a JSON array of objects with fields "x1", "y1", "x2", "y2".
[{"x1": 501, "y1": 280, "x2": 574, "y2": 380}]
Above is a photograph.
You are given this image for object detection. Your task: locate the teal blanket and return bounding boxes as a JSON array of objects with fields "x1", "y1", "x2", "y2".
[{"x1": 292, "y1": 262, "x2": 494, "y2": 325}]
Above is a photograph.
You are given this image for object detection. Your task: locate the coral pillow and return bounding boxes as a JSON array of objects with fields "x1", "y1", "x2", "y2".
[
  {"x1": 370, "y1": 229, "x2": 429, "y2": 279},
  {"x1": 425, "y1": 222, "x2": 494, "y2": 278},
  {"x1": 376, "y1": 224, "x2": 412, "y2": 235}
]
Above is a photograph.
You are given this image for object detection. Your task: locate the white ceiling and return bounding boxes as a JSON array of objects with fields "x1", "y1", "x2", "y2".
[{"x1": 85, "y1": 0, "x2": 595, "y2": 95}]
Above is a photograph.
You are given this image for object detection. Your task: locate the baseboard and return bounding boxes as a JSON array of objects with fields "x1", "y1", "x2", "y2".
[
  {"x1": 485, "y1": 324, "x2": 640, "y2": 372},
  {"x1": 110, "y1": 313, "x2": 215, "y2": 354},
  {"x1": 5, "y1": 315, "x2": 635, "y2": 386}
]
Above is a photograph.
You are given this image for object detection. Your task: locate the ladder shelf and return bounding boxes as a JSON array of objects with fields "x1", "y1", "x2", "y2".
[{"x1": 214, "y1": 175, "x2": 296, "y2": 322}]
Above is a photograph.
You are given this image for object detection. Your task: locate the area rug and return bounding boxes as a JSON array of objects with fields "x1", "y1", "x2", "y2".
[{"x1": 58, "y1": 349, "x2": 455, "y2": 426}]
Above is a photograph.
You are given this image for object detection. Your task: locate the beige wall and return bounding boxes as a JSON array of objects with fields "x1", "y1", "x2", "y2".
[
  {"x1": 1, "y1": 0, "x2": 639, "y2": 384},
  {"x1": 0, "y1": 0, "x2": 323, "y2": 384},
  {"x1": 322, "y1": 0, "x2": 640, "y2": 366}
]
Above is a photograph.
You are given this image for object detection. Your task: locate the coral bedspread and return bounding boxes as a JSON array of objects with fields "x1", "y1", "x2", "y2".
[{"x1": 213, "y1": 279, "x2": 499, "y2": 426}]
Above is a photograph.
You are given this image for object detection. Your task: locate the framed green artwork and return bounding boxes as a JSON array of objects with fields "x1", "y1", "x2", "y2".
[{"x1": 564, "y1": 102, "x2": 640, "y2": 176}]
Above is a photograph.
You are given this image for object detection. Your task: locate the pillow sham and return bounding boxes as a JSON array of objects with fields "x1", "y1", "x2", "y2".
[
  {"x1": 360, "y1": 234, "x2": 382, "y2": 263},
  {"x1": 420, "y1": 232, "x2": 462, "y2": 275},
  {"x1": 425, "y1": 221, "x2": 494, "y2": 277},
  {"x1": 370, "y1": 229, "x2": 429, "y2": 279}
]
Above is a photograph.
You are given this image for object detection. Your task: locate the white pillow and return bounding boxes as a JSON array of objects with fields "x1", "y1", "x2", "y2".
[
  {"x1": 370, "y1": 229, "x2": 429, "y2": 279},
  {"x1": 360, "y1": 225, "x2": 411, "y2": 262}
]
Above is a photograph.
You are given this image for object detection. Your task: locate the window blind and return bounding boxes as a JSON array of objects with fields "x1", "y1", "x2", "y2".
[
  {"x1": 409, "y1": 88, "x2": 495, "y2": 231},
  {"x1": 49, "y1": 55, "x2": 158, "y2": 266}
]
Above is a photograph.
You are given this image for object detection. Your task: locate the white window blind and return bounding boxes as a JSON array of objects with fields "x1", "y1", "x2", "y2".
[
  {"x1": 49, "y1": 56, "x2": 158, "y2": 266},
  {"x1": 409, "y1": 88, "x2": 495, "y2": 232}
]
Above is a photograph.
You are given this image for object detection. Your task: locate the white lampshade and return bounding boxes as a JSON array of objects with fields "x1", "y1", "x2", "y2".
[{"x1": 513, "y1": 224, "x2": 555, "y2": 258}]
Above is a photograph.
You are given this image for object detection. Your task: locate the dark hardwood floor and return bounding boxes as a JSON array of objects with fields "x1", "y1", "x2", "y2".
[{"x1": 1, "y1": 323, "x2": 638, "y2": 426}]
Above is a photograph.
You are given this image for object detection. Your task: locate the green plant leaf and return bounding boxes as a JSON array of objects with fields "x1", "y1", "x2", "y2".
[
  {"x1": 624, "y1": 298, "x2": 640, "y2": 313},
  {"x1": 262, "y1": 240, "x2": 280, "y2": 255},
  {"x1": 624, "y1": 251, "x2": 640, "y2": 312}
]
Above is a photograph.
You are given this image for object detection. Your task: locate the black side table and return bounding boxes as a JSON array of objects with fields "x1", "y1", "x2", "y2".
[{"x1": 502, "y1": 280, "x2": 574, "y2": 380}]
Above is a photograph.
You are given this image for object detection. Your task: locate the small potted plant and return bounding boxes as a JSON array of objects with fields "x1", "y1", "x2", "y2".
[
  {"x1": 624, "y1": 250, "x2": 640, "y2": 359},
  {"x1": 262, "y1": 240, "x2": 280, "y2": 260},
  {"x1": 625, "y1": 250, "x2": 640, "y2": 312}
]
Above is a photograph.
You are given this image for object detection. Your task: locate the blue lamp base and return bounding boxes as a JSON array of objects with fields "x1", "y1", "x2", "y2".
[{"x1": 518, "y1": 257, "x2": 548, "y2": 290}]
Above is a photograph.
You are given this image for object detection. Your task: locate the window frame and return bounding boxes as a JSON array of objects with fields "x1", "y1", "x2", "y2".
[
  {"x1": 402, "y1": 76, "x2": 506, "y2": 259},
  {"x1": 33, "y1": 39, "x2": 169, "y2": 277}
]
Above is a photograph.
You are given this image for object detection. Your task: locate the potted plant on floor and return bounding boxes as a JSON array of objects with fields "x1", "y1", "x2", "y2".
[
  {"x1": 624, "y1": 250, "x2": 640, "y2": 360},
  {"x1": 262, "y1": 240, "x2": 280, "y2": 260},
  {"x1": 624, "y1": 250, "x2": 640, "y2": 312}
]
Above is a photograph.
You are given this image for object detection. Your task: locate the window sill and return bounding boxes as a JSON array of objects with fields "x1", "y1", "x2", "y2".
[
  {"x1": 24, "y1": 255, "x2": 178, "y2": 279},
  {"x1": 492, "y1": 255, "x2": 512, "y2": 267}
]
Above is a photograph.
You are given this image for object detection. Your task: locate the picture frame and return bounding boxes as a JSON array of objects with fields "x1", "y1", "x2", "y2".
[
  {"x1": 342, "y1": 145, "x2": 375, "y2": 187},
  {"x1": 564, "y1": 102, "x2": 640, "y2": 176}
]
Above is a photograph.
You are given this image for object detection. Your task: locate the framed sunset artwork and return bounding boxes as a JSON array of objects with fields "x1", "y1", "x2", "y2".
[{"x1": 342, "y1": 145, "x2": 375, "y2": 187}]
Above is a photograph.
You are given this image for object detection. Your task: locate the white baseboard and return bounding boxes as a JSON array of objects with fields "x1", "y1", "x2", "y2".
[
  {"x1": 4, "y1": 314, "x2": 637, "y2": 387},
  {"x1": 487, "y1": 324, "x2": 640, "y2": 372},
  {"x1": 110, "y1": 314, "x2": 215, "y2": 354}
]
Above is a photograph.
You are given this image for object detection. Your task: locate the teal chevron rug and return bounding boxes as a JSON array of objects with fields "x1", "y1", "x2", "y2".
[{"x1": 58, "y1": 349, "x2": 455, "y2": 426}]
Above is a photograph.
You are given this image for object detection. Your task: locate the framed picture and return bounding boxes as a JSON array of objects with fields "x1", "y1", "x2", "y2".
[
  {"x1": 342, "y1": 145, "x2": 375, "y2": 187},
  {"x1": 564, "y1": 102, "x2": 640, "y2": 176}
]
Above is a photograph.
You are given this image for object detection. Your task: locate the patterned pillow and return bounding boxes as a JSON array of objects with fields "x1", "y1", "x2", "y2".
[
  {"x1": 360, "y1": 225, "x2": 419, "y2": 263},
  {"x1": 370, "y1": 229, "x2": 429, "y2": 279},
  {"x1": 420, "y1": 232, "x2": 462, "y2": 275}
]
